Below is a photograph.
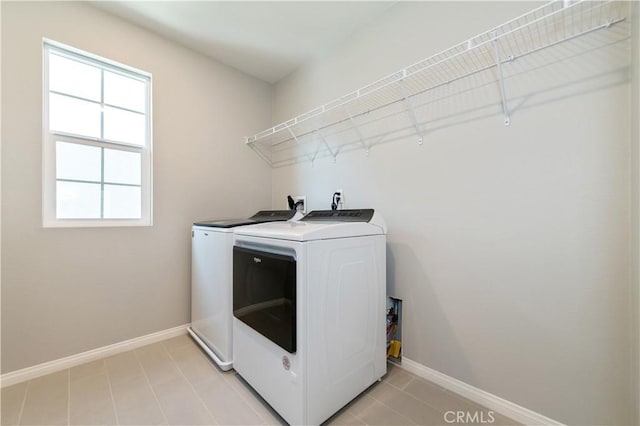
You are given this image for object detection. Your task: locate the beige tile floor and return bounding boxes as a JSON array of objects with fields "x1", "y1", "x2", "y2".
[{"x1": 1, "y1": 335, "x2": 518, "y2": 426}]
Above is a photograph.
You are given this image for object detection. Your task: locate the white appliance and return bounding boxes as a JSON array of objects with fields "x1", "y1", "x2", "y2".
[
  {"x1": 232, "y1": 209, "x2": 387, "y2": 425},
  {"x1": 189, "y1": 210, "x2": 297, "y2": 370}
]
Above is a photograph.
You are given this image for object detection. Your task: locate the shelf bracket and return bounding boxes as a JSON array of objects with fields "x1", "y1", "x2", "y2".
[
  {"x1": 310, "y1": 142, "x2": 321, "y2": 167},
  {"x1": 285, "y1": 124, "x2": 301, "y2": 144},
  {"x1": 399, "y1": 79, "x2": 424, "y2": 145},
  {"x1": 285, "y1": 124, "x2": 314, "y2": 163},
  {"x1": 245, "y1": 138, "x2": 273, "y2": 167},
  {"x1": 492, "y1": 31, "x2": 511, "y2": 127},
  {"x1": 316, "y1": 130, "x2": 339, "y2": 163},
  {"x1": 345, "y1": 106, "x2": 369, "y2": 155}
]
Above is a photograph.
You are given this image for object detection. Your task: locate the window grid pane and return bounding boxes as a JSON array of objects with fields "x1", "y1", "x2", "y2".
[
  {"x1": 104, "y1": 148, "x2": 142, "y2": 185},
  {"x1": 104, "y1": 70, "x2": 146, "y2": 113},
  {"x1": 49, "y1": 52, "x2": 101, "y2": 102},
  {"x1": 103, "y1": 184, "x2": 142, "y2": 219},
  {"x1": 55, "y1": 142, "x2": 142, "y2": 220},
  {"x1": 103, "y1": 106, "x2": 146, "y2": 146},
  {"x1": 56, "y1": 181, "x2": 101, "y2": 219},
  {"x1": 49, "y1": 93, "x2": 102, "y2": 138},
  {"x1": 56, "y1": 141, "x2": 102, "y2": 182},
  {"x1": 48, "y1": 47, "x2": 148, "y2": 147}
]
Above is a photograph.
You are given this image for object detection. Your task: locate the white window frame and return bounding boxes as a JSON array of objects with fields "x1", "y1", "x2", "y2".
[{"x1": 42, "y1": 39, "x2": 153, "y2": 227}]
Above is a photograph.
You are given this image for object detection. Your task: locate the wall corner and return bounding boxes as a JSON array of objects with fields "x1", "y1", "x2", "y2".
[{"x1": 631, "y1": 1, "x2": 640, "y2": 424}]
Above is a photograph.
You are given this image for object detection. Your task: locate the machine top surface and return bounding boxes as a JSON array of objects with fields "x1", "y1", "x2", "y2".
[
  {"x1": 234, "y1": 209, "x2": 386, "y2": 241},
  {"x1": 193, "y1": 210, "x2": 295, "y2": 228}
]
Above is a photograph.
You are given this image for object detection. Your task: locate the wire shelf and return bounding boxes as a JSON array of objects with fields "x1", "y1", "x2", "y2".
[{"x1": 245, "y1": 0, "x2": 627, "y2": 167}]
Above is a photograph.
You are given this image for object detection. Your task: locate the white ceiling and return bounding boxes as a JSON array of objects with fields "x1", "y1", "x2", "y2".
[{"x1": 92, "y1": 1, "x2": 394, "y2": 84}]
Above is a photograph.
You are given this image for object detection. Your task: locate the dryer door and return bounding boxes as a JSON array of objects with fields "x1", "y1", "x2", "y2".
[{"x1": 233, "y1": 246, "x2": 297, "y2": 353}]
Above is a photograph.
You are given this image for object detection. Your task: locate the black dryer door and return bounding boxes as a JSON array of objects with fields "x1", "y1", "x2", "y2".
[{"x1": 233, "y1": 246, "x2": 296, "y2": 353}]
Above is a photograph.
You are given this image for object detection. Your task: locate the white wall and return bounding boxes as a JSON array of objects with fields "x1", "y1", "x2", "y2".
[
  {"x1": 271, "y1": 2, "x2": 635, "y2": 424},
  {"x1": 1, "y1": 1, "x2": 272, "y2": 373}
]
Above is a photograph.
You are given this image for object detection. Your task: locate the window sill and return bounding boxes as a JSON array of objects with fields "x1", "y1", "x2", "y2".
[{"x1": 42, "y1": 218, "x2": 152, "y2": 228}]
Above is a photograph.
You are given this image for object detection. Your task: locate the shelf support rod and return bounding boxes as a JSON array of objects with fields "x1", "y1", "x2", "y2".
[
  {"x1": 285, "y1": 124, "x2": 314, "y2": 163},
  {"x1": 492, "y1": 31, "x2": 511, "y2": 127},
  {"x1": 285, "y1": 124, "x2": 301, "y2": 145},
  {"x1": 345, "y1": 106, "x2": 369, "y2": 155},
  {"x1": 399, "y1": 78, "x2": 424, "y2": 145},
  {"x1": 317, "y1": 130, "x2": 338, "y2": 163},
  {"x1": 246, "y1": 139, "x2": 273, "y2": 167},
  {"x1": 310, "y1": 132, "x2": 324, "y2": 166}
]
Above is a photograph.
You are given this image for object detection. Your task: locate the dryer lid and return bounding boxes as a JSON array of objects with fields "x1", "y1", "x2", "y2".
[
  {"x1": 234, "y1": 209, "x2": 386, "y2": 241},
  {"x1": 193, "y1": 210, "x2": 295, "y2": 228}
]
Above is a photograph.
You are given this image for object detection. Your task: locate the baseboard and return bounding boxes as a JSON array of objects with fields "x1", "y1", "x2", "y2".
[
  {"x1": 0, "y1": 324, "x2": 189, "y2": 388},
  {"x1": 396, "y1": 357, "x2": 564, "y2": 426}
]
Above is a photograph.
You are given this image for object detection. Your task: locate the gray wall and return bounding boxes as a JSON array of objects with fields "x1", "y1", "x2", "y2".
[
  {"x1": 270, "y1": 2, "x2": 635, "y2": 424},
  {"x1": 632, "y1": 2, "x2": 640, "y2": 423},
  {"x1": 1, "y1": 1, "x2": 272, "y2": 373}
]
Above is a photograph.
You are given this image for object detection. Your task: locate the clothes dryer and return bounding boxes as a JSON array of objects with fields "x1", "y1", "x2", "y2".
[{"x1": 232, "y1": 209, "x2": 387, "y2": 424}]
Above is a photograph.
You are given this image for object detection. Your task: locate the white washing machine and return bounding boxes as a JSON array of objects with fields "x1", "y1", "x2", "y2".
[
  {"x1": 189, "y1": 210, "x2": 297, "y2": 370},
  {"x1": 232, "y1": 209, "x2": 387, "y2": 425}
]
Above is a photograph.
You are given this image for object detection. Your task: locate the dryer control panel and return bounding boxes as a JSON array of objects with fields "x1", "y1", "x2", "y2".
[
  {"x1": 301, "y1": 209, "x2": 374, "y2": 222},
  {"x1": 250, "y1": 210, "x2": 296, "y2": 220}
]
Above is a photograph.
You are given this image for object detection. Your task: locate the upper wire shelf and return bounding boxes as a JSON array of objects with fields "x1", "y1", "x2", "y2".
[{"x1": 245, "y1": 0, "x2": 627, "y2": 167}]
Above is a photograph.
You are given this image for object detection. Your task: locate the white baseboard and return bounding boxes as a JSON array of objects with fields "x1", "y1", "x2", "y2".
[
  {"x1": 0, "y1": 324, "x2": 189, "y2": 388},
  {"x1": 397, "y1": 357, "x2": 564, "y2": 426}
]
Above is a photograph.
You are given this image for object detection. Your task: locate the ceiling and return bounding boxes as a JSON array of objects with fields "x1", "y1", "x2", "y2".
[{"x1": 92, "y1": 1, "x2": 395, "y2": 84}]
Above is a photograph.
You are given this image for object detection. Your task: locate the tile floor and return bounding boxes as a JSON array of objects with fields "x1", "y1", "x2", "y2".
[{"x1": 1, "y1": 335, "x2": 518, "y2": 425}]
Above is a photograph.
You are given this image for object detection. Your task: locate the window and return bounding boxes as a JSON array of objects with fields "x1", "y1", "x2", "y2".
[{"x1": 43, "y1": 39, "x2": 152, "y2": 227}]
